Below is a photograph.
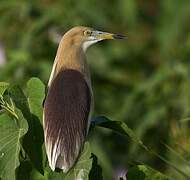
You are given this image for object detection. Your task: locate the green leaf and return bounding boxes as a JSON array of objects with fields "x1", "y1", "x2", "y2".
[
  {"x1": 127, "y1": 165, "x2": 170, "y2": 180},
  {"x1": 92, "y1": 116, "x2": 190, "y2": 179},
  {"x1": 47, "y1": 142, "x2": 93, "y2": 180},
  {"x1": 8, "y1": 85, "x2": 30, "y2": 118},
  {"x1": 30, "y1": 169, "x2": 47, "y2": 180},
  {"x1": 26, "y1": 78, "x2": 46, "y2": 173},
  {"x1": 0, "y1": 82, "x2": 9, "y2": 96},
  {"x1": 8, "y1": 83, "x2": 44, "y2": 174},
  {"x1": 92, "y1": 116, "x2": 147, "y2": 150},
  {"x1": 27, "y1": 77, "x2": 45, "y2": 123},
  {"x1": 0, "y1": 109, "x2": 28, "y2": 180},
  {"x1": 66, "y1": 142, "x2": 93, "y2": 180}
]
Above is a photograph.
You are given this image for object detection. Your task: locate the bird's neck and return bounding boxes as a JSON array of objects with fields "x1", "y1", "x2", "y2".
[
  {"x1": 55, "y1": 39, "x2": 90, "y2": 77},
  {"x1": 48, "y1": 39, "x2": 91, "y2": 87}
]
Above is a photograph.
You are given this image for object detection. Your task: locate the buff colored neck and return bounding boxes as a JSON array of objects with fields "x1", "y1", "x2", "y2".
[
  {"x1": 57, "y1": 38, "x2": 90, "y2": 75},
  {"x1": 48, "y1": 37, "x2": 91, "y2": 87}
]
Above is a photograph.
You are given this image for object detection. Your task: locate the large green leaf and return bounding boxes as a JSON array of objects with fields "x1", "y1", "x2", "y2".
[
  {"x1": 8, "y1": 83, "x2": 44, "y2": 174},
  {"x1": 127, "y1": 165, "x2": 170, "y2": 180},
  {"x1": 0, "y1": 110, "x2": 28, "y2": 180}
]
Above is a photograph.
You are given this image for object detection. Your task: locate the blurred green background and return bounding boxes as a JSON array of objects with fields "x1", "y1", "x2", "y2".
[{"x1": 0, "y1": 0, "x2": 190, "y2": 179}]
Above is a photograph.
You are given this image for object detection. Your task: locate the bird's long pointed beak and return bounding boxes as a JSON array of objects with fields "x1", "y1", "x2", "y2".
[{"x1": 93, "y1": 30, "x2": 127, "y2": 40}]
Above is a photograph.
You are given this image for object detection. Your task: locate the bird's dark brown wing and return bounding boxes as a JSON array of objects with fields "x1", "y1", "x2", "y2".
[{"x1": 43, "y1": 69, "x2": 91, "y2": 172}]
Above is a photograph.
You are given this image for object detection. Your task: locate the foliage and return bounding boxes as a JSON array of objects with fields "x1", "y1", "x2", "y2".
[
  {"x1": 127, "y1": 165, "x2": 170, "y2": 180},
  {"x1": 0, "y1": 0, "x2": 190, "y2": 179},
  {"x1": 0, "y1": 110, "x2": 28, "y2": 180},
  {"x1": 0, "y1": 78, "x2": 176, "y2": 179}
]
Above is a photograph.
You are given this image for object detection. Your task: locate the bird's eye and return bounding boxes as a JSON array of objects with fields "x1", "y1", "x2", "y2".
[{"x1": 84, "y1": 30, "x2": 92, "y2": 36}]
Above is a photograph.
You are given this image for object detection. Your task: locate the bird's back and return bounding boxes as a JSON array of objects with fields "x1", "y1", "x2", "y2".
[{"x1": 44, "y1": 68, "x2": 91, "y2": 172}]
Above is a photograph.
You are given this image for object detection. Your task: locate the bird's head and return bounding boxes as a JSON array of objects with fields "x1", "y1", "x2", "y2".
[{"x1": 62, "y1": 26, "x2": 127, "y2": 52}]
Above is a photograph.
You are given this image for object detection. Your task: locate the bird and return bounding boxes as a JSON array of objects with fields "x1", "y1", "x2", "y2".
[{"x1": 43, "y1": 26, "x2": 127, "y2": 173}]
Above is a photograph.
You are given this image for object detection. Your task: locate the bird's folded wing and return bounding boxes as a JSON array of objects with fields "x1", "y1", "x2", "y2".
[{"x1": 43, "y1": 69, "x2": 91, "y2": 172}]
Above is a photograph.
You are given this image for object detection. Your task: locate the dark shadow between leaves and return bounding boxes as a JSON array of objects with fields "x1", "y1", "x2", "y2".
[
  {"x1": 89, "y1": 153, "x2": 103, "y2": 180},
  {"x1": 16, "y1": 161, "x2": 33, "y2": 180},
  {"x1": 23, "y1": 114, "x2": 44, "y2": 174}
]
